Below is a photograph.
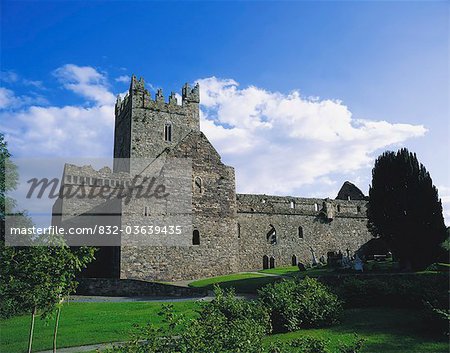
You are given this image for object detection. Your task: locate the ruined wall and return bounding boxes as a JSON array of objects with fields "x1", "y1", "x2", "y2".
[
  {"x1": 236, "y1": 194, "x2": 371, "y2": 271},
  {"x1": 119, "y1": 131, "x2": 240, "y2": 281}
]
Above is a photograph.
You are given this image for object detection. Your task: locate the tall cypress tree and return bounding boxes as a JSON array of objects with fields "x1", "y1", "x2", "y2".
[{"x1": 368, "y1": 148, "x2": 447, "y2": 270}]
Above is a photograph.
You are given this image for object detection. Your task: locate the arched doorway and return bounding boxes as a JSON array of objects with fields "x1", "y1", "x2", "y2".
[
  {"x1": 269, "y1": 257, "x2": 275, "y2": 269},
  {"x1": 263, "y1": 255, "x2": 269, "y2": 270},
  {"x1": 291, "y1": 255, "x2": 297, "y2": 266}
]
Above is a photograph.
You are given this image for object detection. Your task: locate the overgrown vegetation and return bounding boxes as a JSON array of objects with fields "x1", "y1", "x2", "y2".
[{"x1": 258, "y1": 277, "x2": 343, "y2": 333}]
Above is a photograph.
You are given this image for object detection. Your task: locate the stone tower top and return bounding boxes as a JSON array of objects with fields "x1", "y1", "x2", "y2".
[{"x1": 113, "y1": 75, "x2": 200, "y2": 172}]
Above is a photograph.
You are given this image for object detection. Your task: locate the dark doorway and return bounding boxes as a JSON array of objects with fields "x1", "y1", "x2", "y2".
[
  {"x1": 263, "y1": 255, "x2": 269, "y2": 269},
  {"x1": 269, "y1": 257, "x2": 275, "y2": 269},
  {"x1": 291, "y1": 255, "x2": 297, "y2": 266}
]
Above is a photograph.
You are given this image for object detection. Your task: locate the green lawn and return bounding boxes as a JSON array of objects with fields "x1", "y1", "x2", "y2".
[
  {"x1": 1, "y1": 302, "x2": 447, "y2": 353},
  {"x1": 188, "y1": 272, "x2": 278, "y2": 293},
  {"x1": 265, "y1": 308, "x2": 448, "y2": 353},
  {"x1": 259, "y1": 265, "x2": 333, "y2": 277},
  {"x1": 0, "y1": 301, "x2": 199, "y2": 353}
]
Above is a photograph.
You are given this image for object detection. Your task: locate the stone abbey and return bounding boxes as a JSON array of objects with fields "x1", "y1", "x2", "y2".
[{"x1": 53, "y1": 76, "x2": 372, "y2": 281}]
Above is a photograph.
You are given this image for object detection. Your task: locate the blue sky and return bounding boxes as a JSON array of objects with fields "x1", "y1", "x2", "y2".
[{"x1": 1, "y1": 1, "x2": 449, "y2": 222}]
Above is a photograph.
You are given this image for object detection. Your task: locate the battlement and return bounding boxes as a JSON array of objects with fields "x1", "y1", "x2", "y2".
[
  {"x1": 115, "y1": 75, "x2": 200, "y2": 116},
  {"x1": 236, "y1": 193, "x2": 367, "y2": 218},
  {"x1": 63, "y1": 163, "x2": 131, "y2": 187}
]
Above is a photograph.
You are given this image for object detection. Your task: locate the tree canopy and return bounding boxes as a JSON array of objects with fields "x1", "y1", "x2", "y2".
[{"x1": 367, "y1": 148, "x2": 447, "y2": 270}]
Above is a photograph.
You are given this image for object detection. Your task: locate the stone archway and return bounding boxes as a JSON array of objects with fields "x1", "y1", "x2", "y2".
[
  {"x1": 263, "y1": 255, "x2": 269, "y2": 270},
  {"x1": 269, "y1": 256, "x2": 275, "y2": 269}
]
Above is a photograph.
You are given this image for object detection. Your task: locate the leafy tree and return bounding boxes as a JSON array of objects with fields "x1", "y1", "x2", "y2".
[
  {"x1": 368, "y1": 148, "x2": 447, "y2": 270},
  {"x1": 0, "y1": 133, "x2": 96, "y2": 352}
]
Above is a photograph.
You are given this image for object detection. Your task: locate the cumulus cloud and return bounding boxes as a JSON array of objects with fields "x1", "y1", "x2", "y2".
[
  {"x1": 53, "y1": 64, "x2": 115, "y2": 105},
  {"x1": 1, "y1": 65, "x2": 114, "y2": 157},
  {"x1": 197, "y1": 77, "x2": 427, "y2": 195}
]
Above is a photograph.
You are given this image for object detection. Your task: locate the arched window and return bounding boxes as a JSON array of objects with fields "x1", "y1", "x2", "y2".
[
  {"x1": 194, "y1": 177, "x2": 203, "y2": 194},
  {"x1": 192, "y1": 229, "x2": 200, "y2": 245},
  {"x1": 263, "y1": 255, "x2": 269, "y2": 270},
  {"x1": 266, "y1": 225, "x2": 277, "y2": 245},
  {"x1": 298, "y1": 226, "x2": 304, "y2": 239},
  {"x1": 292, "y1": 255, "x2": 298, "y2": 266},
  {"x1": 269, "y1": 257, "x2": 275, "y2": 269},
  {"x1": 164, "y1": 123, "x2": 172, "y2": 142}
]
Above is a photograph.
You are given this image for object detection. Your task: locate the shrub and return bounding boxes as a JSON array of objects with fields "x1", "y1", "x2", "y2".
[
  {"x1": 102, "y1": 287, "x2": 270, "y2": 353},
  {"x1": 258, "y1": 277, "x2": 343, "y2": 332}
]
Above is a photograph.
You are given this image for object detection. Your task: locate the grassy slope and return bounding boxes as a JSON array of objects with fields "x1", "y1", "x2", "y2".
[
  {"x1": 188, "y1": 272, "x2": 277, "y2": 293},
  {"x1": 265, "y1": 308, "x2": 448, "y2": 353},
  {"x1": 0, "y1": 301, "x2": 199, "y2": 353},
  {"x1": 1, "y1": 302, "x2": 447, "y2": 353}
]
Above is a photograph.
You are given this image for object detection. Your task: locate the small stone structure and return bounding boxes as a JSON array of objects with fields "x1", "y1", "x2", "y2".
[{"x1": 53, "y1": 75, "x2": 372, "y2": 282}]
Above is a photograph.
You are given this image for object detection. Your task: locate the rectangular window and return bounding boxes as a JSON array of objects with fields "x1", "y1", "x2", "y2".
[
  {"x1": 73, "y1": 176, "x2": 78, "y2": 184},
  {"x1": 66, "y1": 175, "x2": 72, "y2": 183},
  {"x1": 164, "y1": 123, "x2": 172, "y2": 142}
]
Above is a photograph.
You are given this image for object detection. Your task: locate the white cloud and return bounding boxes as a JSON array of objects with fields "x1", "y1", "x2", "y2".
[
  {"x1": 198, "y1": 77, "x2": 427, "y2": 195},
  {"x1": 1, "y1": 65, "x2": 115, "y2": 157},
  {"x1": 0, "y1": 87, "x2": 48, "y2": 109},
  {"x1": 115, "y1": 75, "x2": 130, "y2": 83},
  {"x1": 53, "y1": 64, "x2": 115, "y2": 105}
]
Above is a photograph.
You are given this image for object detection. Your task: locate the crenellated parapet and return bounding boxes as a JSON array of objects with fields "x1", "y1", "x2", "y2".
[{"x1": 114, "y1": 75, "x2": 200, "y2": 117}]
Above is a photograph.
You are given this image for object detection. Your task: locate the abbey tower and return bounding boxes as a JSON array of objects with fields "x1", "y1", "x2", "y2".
[{"x1": 53, "y1": 75, "x2": 372, "y2": 281}]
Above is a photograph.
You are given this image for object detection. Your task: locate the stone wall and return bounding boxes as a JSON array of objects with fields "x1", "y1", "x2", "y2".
[
  {"x1": 76, "y1": 278, "x2": 207, "y2": 297},
  {"x1": 236, "y1": 194, "x2": 371, "y2": 271},
  {"x1": 119, "y1": 130, "x2": 240, "y2": 281}
]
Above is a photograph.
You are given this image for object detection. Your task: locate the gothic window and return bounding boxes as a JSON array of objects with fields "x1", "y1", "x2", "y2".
[
  {"x1": 164, "y1": 123, "x2": 172, "y2": 142},
  {"x1": 269, "y1": 257, "x2": 275, "y2": 269},
  {"x1": 193, "y1": 229, "x2": 200, "y2": 245},
  {"x1": 263, "y1": 255, "x2": 269, "y2": 270},
  {"x1": 266, "y1": 225, "x2": 277, "y2": 245},
  {"x1": 292, "y1": 255, "x2": 298, "y2": 266},
  {"x1": 298, "y1": 226, "x2": 304, "y2": 239},
  {"x1": 194, "y1": 177, "x2": 203, "y2": 194}
]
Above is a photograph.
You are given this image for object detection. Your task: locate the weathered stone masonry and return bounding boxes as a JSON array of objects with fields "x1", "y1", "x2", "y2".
[{"x1": 53, "y1": 75, "x2": 372, "y2": 282}]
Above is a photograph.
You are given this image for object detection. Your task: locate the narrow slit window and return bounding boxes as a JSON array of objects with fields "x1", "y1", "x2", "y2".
[
  {"x1": 193, "y1": 229, "x2": 200, "y2": 245},
  {"x1": 144, "y1": 206, "x2": 148, "y2": 217},
  {"x1": 164, "y1": 123, "x2": 172, "y2": 142},
  {"x1": 298, "y1": 226, "x2": 304, "y2": 239}
]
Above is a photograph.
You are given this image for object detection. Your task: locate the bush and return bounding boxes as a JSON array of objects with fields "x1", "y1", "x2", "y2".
[
  {"x1": 258, "y1": 277, "x2": 343, "y2": 332},
  {"x1": 102, "y1": 287, "x2": 270, "y2": 353}
]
